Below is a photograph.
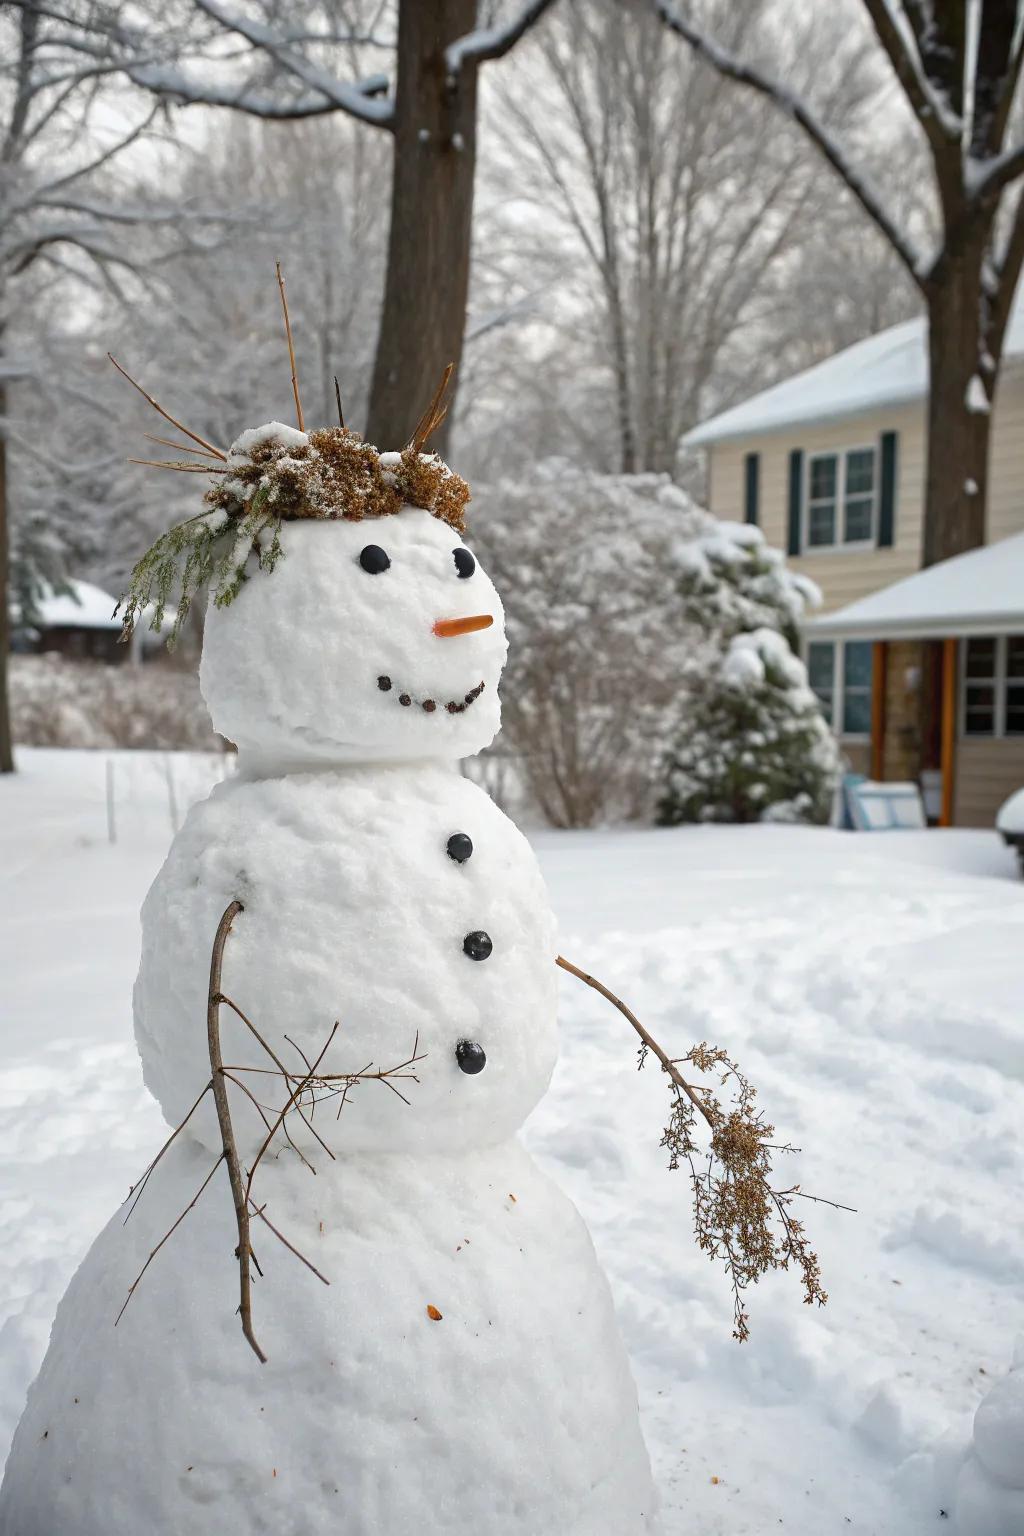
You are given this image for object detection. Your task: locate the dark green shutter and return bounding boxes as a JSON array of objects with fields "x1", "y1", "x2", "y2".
[
  {"x1": 744, "y1": 452, "x2": 760, "y2": 525},
  {"x1": 878, "y1": 430, "x2": 898, "y2": 547},
  {"x1": 787, "y1": 449, "x2": 803, "y2": 555}
]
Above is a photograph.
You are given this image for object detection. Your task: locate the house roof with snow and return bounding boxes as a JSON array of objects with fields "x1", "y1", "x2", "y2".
[
  {"x1": 684, "y1": 298, "x2": 1024, "y2": 448},
  {"x1": 13, "y1": 579, "x2": 120, "y2": 631},
  {"x1": 807, "y1": 530, "x2": 1024, "y2": 641}
]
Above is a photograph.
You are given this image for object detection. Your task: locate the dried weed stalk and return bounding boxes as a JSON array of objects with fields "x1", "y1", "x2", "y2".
[
  {"x1": 556, "y1": 954, "x2": 851, "y2": 1342},
  {"x1": 119, "y1": 900, "x2": 426, "y2": 1362}
]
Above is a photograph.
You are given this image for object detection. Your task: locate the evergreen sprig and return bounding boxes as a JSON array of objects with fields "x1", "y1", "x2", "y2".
[{"x1": 118, "y1": 486, "x2": 280, "y2": 649}]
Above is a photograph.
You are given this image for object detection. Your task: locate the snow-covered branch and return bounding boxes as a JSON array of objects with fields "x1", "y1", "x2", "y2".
[
  {"x1": 445, "y1": 0, "x2": 559, "y2": 79},
  {"x1": 860, "y1": 0, "x2": 962, "y2": 147},
  {"x1": 970, "y1": 139, "x2": 1024, "y2": 202},
  {"x1": 651, "y1": 0, "x2": 925, "y2": 289},
  {"x1": 126, "y1": 61, "x2": 390, "y2": 122},
  {"x1": 186, "y1": 0, "x2": 394, "y2": 128}
]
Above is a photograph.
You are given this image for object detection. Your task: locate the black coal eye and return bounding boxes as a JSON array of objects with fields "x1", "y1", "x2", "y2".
[
  {"x1": 447, "y1": 832, "x2": 473, "y2": 864},
  {"x1": 359, "y1": 544, "x2": 390, "y2": 574},
  {"x1": 453, "y1": 548, "x2": 475, "y2": 579}
]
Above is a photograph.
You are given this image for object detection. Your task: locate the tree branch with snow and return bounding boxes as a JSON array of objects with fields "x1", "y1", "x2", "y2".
[{"x1": 650, "y1": 0, "x2": 925, "y2": 285}]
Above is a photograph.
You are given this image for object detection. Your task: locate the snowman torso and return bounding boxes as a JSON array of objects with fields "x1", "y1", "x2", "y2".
[
  {"x1": 135, "y1": 763, "x2": 560, "y2": 1158},
  {"x1": 0, "y1": 462, "x2": 659, "y2": 1533}
]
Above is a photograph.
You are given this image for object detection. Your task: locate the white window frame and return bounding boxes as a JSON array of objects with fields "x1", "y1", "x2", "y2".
[
  {"x1": 806, "y1": 638, "x2": 872, "y2": 742},
  {"x1": 803, "y1": 446, "x2": 878, "y2": 554},
  {"x1": 959, "y1": 635, "x2": 1024, "y2": 739}
]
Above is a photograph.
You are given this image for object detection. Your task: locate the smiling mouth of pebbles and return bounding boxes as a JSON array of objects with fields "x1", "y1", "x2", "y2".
[{"x1": 376, "y1": 677, "x2": 486, "y2": 716}]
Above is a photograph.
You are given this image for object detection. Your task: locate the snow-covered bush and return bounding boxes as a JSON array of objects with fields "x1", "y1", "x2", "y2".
[
  {"x1": 658, "y1": 628, "x2": 840, "y2": 825},
  {"x1": 471, "y1": 462, "x2": 824, "y2": 826},
  {"x1": 9, "y1": 656, "x2": 220, "y2": 752}
]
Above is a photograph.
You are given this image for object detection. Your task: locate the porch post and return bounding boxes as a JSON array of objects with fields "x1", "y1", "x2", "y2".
[
  {"x1": 871, "y1": 642, "x2": 887, "y2": 780},
  {"x1": 940, "y1": 636, "x2": 957, "y2": 827}
]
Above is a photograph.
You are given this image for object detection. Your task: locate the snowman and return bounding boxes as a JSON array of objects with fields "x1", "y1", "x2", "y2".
[{"x1": 0, "y1": 411, "x2": 660, "y2": 1534}]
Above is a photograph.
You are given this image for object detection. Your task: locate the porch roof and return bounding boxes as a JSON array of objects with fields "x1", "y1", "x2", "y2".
[{"x1": 806, "y1": 531, "x2": 1024, "y2": 642}]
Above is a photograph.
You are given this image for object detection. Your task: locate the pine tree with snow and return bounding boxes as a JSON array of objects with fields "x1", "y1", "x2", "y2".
[{"x1": 658, "y1": 627, "x2": 840, "y2": 826}]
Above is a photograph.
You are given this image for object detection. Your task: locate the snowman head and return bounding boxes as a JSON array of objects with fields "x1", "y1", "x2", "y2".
[
  {"x1": 123, "y1": 415, "x2": 507, "y2": 766},
  {"x1": 202, "y1": 500, "x2": 507, "y2": 765}
]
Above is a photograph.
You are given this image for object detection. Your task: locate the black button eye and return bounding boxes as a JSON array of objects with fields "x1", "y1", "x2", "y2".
[
  {"x1": 360, "y1": 544, "x2": 390, "y2": 574},
  {"x1": 447, "y1": 832, "x2": 473, "y2": 864},
  {"x1": 453, "y1": 547, "x2": 475, "y2": 579}
]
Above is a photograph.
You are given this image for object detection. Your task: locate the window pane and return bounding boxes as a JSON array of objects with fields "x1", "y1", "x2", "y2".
[
  {"x1": 843, "y1": 691, "x2": 872, "y2": 735},
  {"x1": 1006, "y1": 685, "x2": 1024, "y2": 735},
  {"x1": 807, "y1": 643, "x2": 835, "y2": 691},
  {"x1": 1006, "y1": 636, "x2": 1024, "y2": 679},
  {"x1": 965, "y1": 637, "x2": 996, "y2": 678},
  {"x1": 845, "y1": 449, "x2": 875, "y2": 496},
  {"x1": 844, "y1": 496, "x2": 873, "y2": 542},
  {"x1": 808, "y1": 503, "x2": 836, "y2": 546},
  {"x1": 844, "y1": 641, "x2": 873, "y2": 688},
  {"x1": 810, "y1": 455, "x2": 837, "y2": 500},
  {"x1": 965, "y1": 682, "x2": 995, "y2": 734},
  {"x1": 807, "y1": 642, "x2": 834, "y2": 722}
]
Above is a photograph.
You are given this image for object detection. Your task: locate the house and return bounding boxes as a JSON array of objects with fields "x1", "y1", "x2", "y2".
[
  {"x1": 10, "y1": 579, "x2": 130, "y2": 664},
  {"x1": 682, "y1": 302, "x2": 1024, "y2": 828}
]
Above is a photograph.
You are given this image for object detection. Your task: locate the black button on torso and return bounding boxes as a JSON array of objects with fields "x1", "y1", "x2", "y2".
[
  {"x1": 447, "y1": 832, "x2": 473, "y2": 864},
  {"x1": 463, "y1": 930, "x2": 492, "y2": 962},
  {"x1": 456, "y1": 1040, "x2": 487, "y2": 1074}
]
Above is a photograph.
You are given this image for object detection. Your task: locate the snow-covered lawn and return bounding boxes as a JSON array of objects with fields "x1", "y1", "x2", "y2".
[{"x1": 2, "y1": 748, "x2": 1022, "y2": 1533}]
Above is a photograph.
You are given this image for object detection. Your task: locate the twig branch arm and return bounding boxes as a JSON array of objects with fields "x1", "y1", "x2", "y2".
[
  {"x1": 555, "y1": 954, "x2": 713, "y2": 1128},
  {"x1": 207, "y1": 899, "x2": 267, "y2": 1364}
]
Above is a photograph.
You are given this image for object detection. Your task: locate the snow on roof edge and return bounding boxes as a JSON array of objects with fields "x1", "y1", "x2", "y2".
[
  {"x1": 804, "y1": 531, "x2": 1024, "y2": 640},
  {"x1": 685, "y1": 299, "x2": 1024, "y2": 449},
  {"x1": 684, "y1": 378, "x2": 925, "y2": 448}
]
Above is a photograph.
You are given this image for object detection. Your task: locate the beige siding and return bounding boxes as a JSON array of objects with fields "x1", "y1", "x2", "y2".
[
  {"x1": 989, "y1": 366, "x2": 1024, "y2": 543},
  {"x1": 953, "y1": 738, "x2": 1024, "y2": 828},
  {"x1": 706, "y1": 362, "x2": 1024, "y2": 614}
]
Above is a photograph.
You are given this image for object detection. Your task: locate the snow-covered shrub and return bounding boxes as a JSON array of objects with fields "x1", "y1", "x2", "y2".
[
  {"x1": 471, "y1": 462, "x2": 823, "y2": 826},
  {"x1": 657, "y1": 628, "x2": 840, "y2": 825},
  {"x1": 9, "y1": 655, "x2": 220, "y2": 752},
  {"x1": 472, "y1": 466, "x2": 702, "y2": 825}
]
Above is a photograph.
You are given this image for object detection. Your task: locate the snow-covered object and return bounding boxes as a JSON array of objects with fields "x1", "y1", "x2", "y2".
[
  {"x1": 659, "y1": 626, "x2": 840, "y2": 826},
  {"x1": 0, "y1": 1141, "x2": 657, "y2": 1535},
  {"x1": 473, "y1": 463, "x2": 821, "y2": 824},
  {"x1": 809, "y1": 529, "x2": 1024, "y2": 644},
  {"x1": 684, "y1": 290, "x2": 1024, "y2": 446},
  {"x1": 996, "y1": 787, "x2": 1024, "y2": 835},
  {"x1": 0, "y1": 494, "x2": 659, "y2": 1533},
  {"x1": 201, "y1": 510, "x2": 506, "y2": 766},
  {"x1": 135, "y1": 765, "x2": 558, "y2": 1156},
  {"x1": 945, "y1": 1341, "x2": 1024, "y2": 1534}
]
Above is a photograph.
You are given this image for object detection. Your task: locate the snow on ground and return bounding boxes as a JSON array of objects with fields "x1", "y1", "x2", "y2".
[{"x1": 2, "y1": 748, "x2": 1023, "y2": 1533}]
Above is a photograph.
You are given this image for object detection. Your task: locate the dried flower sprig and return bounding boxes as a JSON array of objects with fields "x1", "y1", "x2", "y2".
[{"x1": 557, "y1": 955, "x2": 852, "y2": 1342}]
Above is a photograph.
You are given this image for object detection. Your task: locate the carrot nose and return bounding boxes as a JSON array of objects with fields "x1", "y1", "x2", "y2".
[{"x1": 433, "y1": 614, "x2": 494, "y2": 639}]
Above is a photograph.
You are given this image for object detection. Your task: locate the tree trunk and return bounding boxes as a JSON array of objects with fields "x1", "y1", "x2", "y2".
[
  {"x1": 922, "y1": 269, "x2": 991, "y2": 567},
  {"x1": 0, "y1": 380, "x2": 13, "y2": 773},
  {"x1": 365, "y1": 0, "x2": 478, "y2": 455}
]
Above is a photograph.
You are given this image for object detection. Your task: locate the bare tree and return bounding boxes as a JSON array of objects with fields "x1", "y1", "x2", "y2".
[
  {"x1": 468, "y1": 0, "x2": 916, "y2": 479},
  {"x1": 0, "y1": 3, "x2": 173, "y2": 773},
  {"x1": 23, "y1": 0, "x2": 562, "y2": 452},
  {"x1": 655, "y1": 0, "x2": 1024, "y2": 567}
]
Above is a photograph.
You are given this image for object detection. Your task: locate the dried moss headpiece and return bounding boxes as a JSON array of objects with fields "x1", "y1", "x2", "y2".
[{"x1": 113, "y1": 267, "x2": 469, "y2": 648}]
